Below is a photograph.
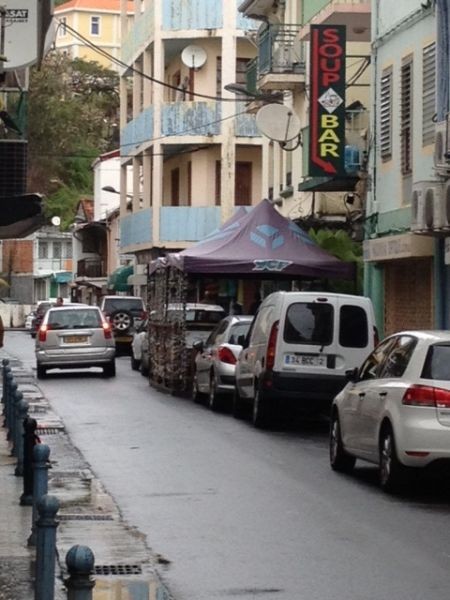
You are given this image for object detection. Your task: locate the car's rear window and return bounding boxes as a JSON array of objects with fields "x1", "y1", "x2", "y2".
[
  {"x1": 339, "y1": 305, "x2": 368, "y2": 348},
  {"x1": 284, "y1": 302, "x2": 333, "y2": 345},
  {"x1": 228, "y1": 322, "x2": 251, "y2": 345},
  {"x1": 103, "y1": 299, "x2": 144, "y2": 313},
  {"x1": 421, "y1": 343, "x2": 450, "y2": 381},
  {"x1": 47, "y1": 309, "x2": 102, "y2": 330}
]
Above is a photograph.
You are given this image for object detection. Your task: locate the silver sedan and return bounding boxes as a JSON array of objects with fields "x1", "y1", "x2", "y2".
[
  {"x1": 192, "y1": 315, "x2": 252, "y2": 412},
  {"x1": 330, "y1": 330, "x2": 450, "y2": 493}
]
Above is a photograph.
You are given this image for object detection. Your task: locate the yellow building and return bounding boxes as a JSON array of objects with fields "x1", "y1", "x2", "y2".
[{"x1": 54, "y1": 0, "x2": 133, "y2": 70}]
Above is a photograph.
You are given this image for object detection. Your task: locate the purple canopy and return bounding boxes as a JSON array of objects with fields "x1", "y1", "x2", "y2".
[{"x1": 163, "y1": 200, "x2": 354, "y2": 279}]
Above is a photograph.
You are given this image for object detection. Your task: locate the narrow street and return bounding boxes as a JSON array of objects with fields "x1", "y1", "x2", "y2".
[{"x1": 9, "y1": 331, "x2": 450, "y2": 600}]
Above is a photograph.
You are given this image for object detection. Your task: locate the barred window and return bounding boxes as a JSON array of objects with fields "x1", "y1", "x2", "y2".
[
  {"x1": 38, "y1": 242, "x2": 48, "y2": 259},
  {"x1": 380, "y1": 68, "x2": 393, "y2": 161},
  {"x1": 422, "y1": 42, "x2": 436, "y2": 146},
  {"x1": 400, "y1": 56, "x2": 413, "y2": 175},
  {"x1": 53, "y1": 242, "x2": 62, "y2": 259}
]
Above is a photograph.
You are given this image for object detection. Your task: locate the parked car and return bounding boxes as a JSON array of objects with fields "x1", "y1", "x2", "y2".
[
  {"x1": 192, "y1": 315, "x2": 253, "y2": 411},
  {"x1": 330, "y1": 330, "x2": 450, "y2": 493},
  {"x1": 35, "y1": 305, "x2": 115, "y2": 378},
  {"x1": 100, "y1": 295, "x2": 146, "y2": 354},
  {"x1": 31, "y1": 301, "x2": 55, "y2": 338},
  {"x1": 131, "y1": 318, "x2": 148, "y2": 371},
  {"x1": 234, "y1": 291, "x2": 378, "y2": 428},
  {"x1": 25, "y1": 311, "x2": 36, "y2": 330}
]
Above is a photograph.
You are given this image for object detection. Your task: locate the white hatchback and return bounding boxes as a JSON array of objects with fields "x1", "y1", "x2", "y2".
[{"x1": 330, "y1": 330, "x2": 450, "y2": 492}]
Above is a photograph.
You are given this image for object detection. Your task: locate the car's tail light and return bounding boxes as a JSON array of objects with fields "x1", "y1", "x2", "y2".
[
  {"x1": 38, "y1": 325, "x2": 49, "y2": 342},
  {"x1": 402, "y1": 384, "x2": 450, "y2": 408},
  {"x1": 141, "y1": 310, "x2": 147, "y2": 320},
  {"x1": 218, "y1": 346, "x2": 236, "y2": 365},
  {"x1": 102, "y1": 321, "x2": 112, "y2": 339},
  {"x1": 266, "y1": 320, "x2": 279, "y2": 371}
]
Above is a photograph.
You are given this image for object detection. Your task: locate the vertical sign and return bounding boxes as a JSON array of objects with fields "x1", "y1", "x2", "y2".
[{"x1": 309, "y1": 25, "x2": 346, "y2": 177}]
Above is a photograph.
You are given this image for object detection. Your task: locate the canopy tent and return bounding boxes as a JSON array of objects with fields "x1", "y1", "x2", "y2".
[{"x1": 156, "y1": 199, "x2": 354, "y2": 280}]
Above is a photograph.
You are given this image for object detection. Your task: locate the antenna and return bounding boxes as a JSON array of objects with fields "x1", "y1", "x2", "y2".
[
  {"x1": 256, "y1": 104, "x2": 302, "y2": 151},
  {"x1": 181, "y1": 45, "x2": 207, "y2": 70}
]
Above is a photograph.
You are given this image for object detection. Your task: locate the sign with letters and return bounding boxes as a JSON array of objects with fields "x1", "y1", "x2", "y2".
[{"x1": 309, "y1": 25, "x2": 346, "y2": 177}]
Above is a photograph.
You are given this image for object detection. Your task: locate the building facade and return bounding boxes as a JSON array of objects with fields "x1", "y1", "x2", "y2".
[{"x1": 118, "y1": 0, "x2": 262, "y2": 294}]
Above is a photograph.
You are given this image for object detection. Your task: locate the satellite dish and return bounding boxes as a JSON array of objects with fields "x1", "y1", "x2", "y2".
[
  {"x1": 181, "y1": 45, "x2": 207, "y2": 70},
  {"x1": 51, "y1": 216, "x2": 61, "y2": 227},
  {"x1": 256, "y1": 104, "x2": 302, "y2": 143}
]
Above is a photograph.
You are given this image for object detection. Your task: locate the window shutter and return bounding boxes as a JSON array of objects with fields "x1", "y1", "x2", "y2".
[
  {"x1": 422, "y1": 42, "x2": 436, "y2": 147},
  {"x1": 380, "y1": 68, "x2": 392, "y2": 161},
  {"x1": 400, "y1": 57, "x2": 413, "y2": 175}
]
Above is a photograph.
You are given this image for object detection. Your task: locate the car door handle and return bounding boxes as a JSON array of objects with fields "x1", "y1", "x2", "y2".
[
  {"x1": 358, "y1": 392, "x2": 365, "y2": 399},
  {"x1": 379, "y1": 391, "x2": 387, "y2": 397}
]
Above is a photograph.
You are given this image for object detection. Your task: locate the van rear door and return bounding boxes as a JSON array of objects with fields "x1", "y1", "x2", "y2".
[{"x1": 336, "y1": 299, "x2": 373, "y2": 370}]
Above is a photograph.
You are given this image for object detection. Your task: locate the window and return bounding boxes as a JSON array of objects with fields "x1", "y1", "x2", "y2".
[
  {"x1": 171, "y1": 168, "x2": 180, "y2": 206},
  {"x1": 53, "y1": 242, "x2": 62, "y2": 259},
  {"x1": 216, "y1": 57, "x2": 251, "y2": 98},
  {"x1": 58, "y1": 17, "x2": 67, "y2": 37},
  {"x1": 187, "y1": 161, "x2": 192, "y2": 206},
  {"x1": 38, "y1": 242, "x2": 48, "y2": 259},
  {"x1": 65, "y1": 242, "x2": 72, "y2": 259},
  {"x1": 215, "y1": 160, "x2": 221, "y2": 206},
  {"x1": 400, "y1": 56, "x2": 413, "y2": 175},
  {"x1": 358, "y1": 338, "x2": 395, "y2": 381},
  {"x1": 90, "y1": 16, "x2": 100, "y2": 36},
  {"x1": 380, "y1": 67, "x2": 393, "y2": 161},
  {"x1": 171, "y1": 71, "x2": 181, "y2": 102},
  {"x1": 422, "y1": 42, "x2": 436, "y2": 147},
  {"x1": 422, "y1": 343, "x2": 450, "y2": 380},
  {"x1": 339, "y1": 305, "x2": 368, "y2": 348},
  {"x1": 284, "y1": 303, "x2": 334, "y2": 346},
  {"x1": 380, "y1": 335, "x2": 417, "y2": 378}
]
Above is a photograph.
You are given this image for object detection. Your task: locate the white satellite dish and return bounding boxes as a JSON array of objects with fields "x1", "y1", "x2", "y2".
[
  {"x1": 256, "y1": 104, "x2": 302, "y2": 143},
  {"x1": 181, "y1": 45, "x2": 207, "y2": 70},
  {"x1": 51, "y1": 216, "x2": 61, "y2": 227}
]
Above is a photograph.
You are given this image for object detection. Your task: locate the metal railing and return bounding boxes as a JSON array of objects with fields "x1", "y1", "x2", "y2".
[{"x1": 258, "y1": 24, "x2": 305, "y2": 76}]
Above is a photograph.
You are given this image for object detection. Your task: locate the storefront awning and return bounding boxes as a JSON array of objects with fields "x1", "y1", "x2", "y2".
[
  {"x1": 107, "y1": 265, "x2": 133, "y2": 292},
  {"x1": 298, "y1": 176, "x2": 358, "y2": 193},
  {"x1": 53, "y1": 271, "x2": 72, "y2": 284}
]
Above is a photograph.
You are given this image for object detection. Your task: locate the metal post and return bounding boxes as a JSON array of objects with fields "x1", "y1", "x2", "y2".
[
  {"x1": 3, "y1": 370, "x2": 13, "y2": 430},
  {"x1": 1, "y1": 357, "x2": 9, "y2": 412},
  {"x1": 7, "y1": 379, "x2": 17, "y2": 441},
  {"x1": 21, "y1": 417, "x2": 39, "y2": 506},
  {"x1": 65, "y1": 545, "x2": 96, "y2": 600},
  {"x1": 35, "y1": 494, "x2": 59, "y2": 600},
  {"x1": 14, "y1": 396, "x2": 29, "y2": 476},
  {"x1": 11, "y1": 388, "x2": 23, "y2": 457},
  {"x1": 28, "y1": 443, "x2": 50, "y2": 547}
]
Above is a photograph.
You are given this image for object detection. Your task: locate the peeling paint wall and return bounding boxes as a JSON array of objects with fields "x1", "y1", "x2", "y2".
[{"x1": 163, "y1": 0, "x2": 223, "y2": 30}]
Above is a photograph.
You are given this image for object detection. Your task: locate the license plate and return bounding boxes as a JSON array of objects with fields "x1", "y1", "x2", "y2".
[
  {"x1": 284, "y1": 353, "x2": 326, "y2": 367},
  {"x1": 64, "y1": 335, "x2": 88, "y2": 344}
]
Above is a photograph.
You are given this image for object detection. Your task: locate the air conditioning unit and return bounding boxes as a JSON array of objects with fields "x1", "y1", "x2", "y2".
[
  {"x1": 434, "y1": 119, "x2": 450, "y2": 175},
  {"x1": 411, "y1": 181, "x2": 446, "y2": 233},
  {"x1": 436, "y1": 179, "x2": 450, "y2": 230}
]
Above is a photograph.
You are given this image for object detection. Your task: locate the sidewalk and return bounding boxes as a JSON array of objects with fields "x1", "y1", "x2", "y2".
[{"x1": 0, "y1": 355, "x2": 173, "y2": 600}]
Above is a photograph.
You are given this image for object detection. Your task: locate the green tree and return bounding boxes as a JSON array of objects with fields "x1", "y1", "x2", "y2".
[
  {"x1": 308, "y1": 228, "x2": 363, "y2": 294},
  {"x1": 27, "y1": 52, "x2": 119, "y2": 228}
]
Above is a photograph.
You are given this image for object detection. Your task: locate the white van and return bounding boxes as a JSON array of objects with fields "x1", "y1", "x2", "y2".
[{"x1": 234, "y1": 291, "x2": 378, "y2": 427}]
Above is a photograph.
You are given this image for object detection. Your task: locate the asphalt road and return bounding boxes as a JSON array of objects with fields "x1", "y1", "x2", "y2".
[{"x1": 8, "y1": 331, "x2": 450, "y2": 600}]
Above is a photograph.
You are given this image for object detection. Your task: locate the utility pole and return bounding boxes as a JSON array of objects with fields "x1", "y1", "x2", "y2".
[{"x1": 0, "y1": 5, "x2": 6, "y2": 79}]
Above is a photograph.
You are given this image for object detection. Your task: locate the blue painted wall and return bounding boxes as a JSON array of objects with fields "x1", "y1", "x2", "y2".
[
  {"x1": 163, "y1": 0, "x2": 222, "y2": 30},
  {"x1": 120, "y1": 209, "x2": 152, "y2": 248},
  {"x1": 120, "y1": 107, "x2": 154, "y2": 156},
  {"x1": 160, "y1": 206, "x2": 221, "y2": 242},
  {"x1": 161, "y1": 102, "x2": 221, "y2": 136}
]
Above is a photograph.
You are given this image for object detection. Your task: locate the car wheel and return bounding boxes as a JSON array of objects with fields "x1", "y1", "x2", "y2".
[
  {"x1": 31, "y1": 332, "x2": 36, "y2": 339},
  {"x1": 379, "y1": 426, "x2": 408, "y2": 493},
  {"x1": 232, "y1": 386, "x2": 248, "y2": 419},
  {"x1": 252, "y1": 384, "x2": 272, "y2": 429},
  {"x1": 208, "y1": 372, "x2": 224, "y2": 412},
  {"x1": 36, "y1": 364, "x2": 46, "y2": 379},
  {"x1": 192, "y1": 370, "x2": 203, "y2": 403},
  {"x1": 103, "y1": 360, "x2": 116, "y2": 378},
  {"x1": 111, "y1": 310, "x2": 133, "y2": 334},
  {"x1": 131, "y1": 355, "x2": 140, "y2": 371},
  {"x1": 330, "y1": 412, "x2": 356, "y2": 473}
]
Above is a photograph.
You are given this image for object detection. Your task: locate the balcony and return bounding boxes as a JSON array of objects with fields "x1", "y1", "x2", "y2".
[
  {"x1": 160, "y1": 206, "x2": 221, "y2": 243},
  {"x1": 161, "y1": 102, "x2": 221, "y2": 137},
  {"x1": 254, "y1": 24, "x2": 306, "y2": 92},
  {"x1": 301, "y1": 1, "x2": 371, "y2": 42},
  {"x1": 121, "y1": 6, "x2": 155, "y2": 65},
  {"x1": 120, "y1": 107, "x2": 154, "y2": 156},
  {"x1": 77, "y1": 258, "x2": 105, "y2": 278}
]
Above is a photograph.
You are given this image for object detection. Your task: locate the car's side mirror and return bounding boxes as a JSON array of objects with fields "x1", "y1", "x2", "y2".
[
  {"x1": 345, "y1": 367, "x2": 359, "y2": 382},
  {"x1": 193, "y1": 339, "x2": 204, "y2": 352}
]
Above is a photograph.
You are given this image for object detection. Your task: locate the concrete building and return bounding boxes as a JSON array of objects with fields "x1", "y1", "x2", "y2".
[
  {"x1": 54, "y1": 0, "x2": 134, "y2": 70},
  {"x1": 118, "y1": 0, "x2": 262, "y2": 295}
]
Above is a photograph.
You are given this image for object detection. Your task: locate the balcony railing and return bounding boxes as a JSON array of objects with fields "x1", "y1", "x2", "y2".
[
  {"x1": 77, "y1": 258, "x2": 105, "y2": 278},
  {"x1": 258, "y1": 24, "x2": 305, "y2": 76}
]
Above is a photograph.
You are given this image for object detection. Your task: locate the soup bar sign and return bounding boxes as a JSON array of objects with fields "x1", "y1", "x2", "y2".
[{"x1": 309, "y1": 24, "x2": 346, "y2": 177}]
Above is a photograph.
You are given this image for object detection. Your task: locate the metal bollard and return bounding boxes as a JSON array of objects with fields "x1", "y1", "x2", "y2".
[
  {"x1": 35, "y1": 494, "x2": 59, "y2": 600},
  {"x1": 14, "y1": 396, "x2": 29, "y2": 476},
  {"x1": 3, "y1": 370, "x2": 13, "y2": 430},
  {"x1": 11, "y1": 389, "x2": 24, "y2": 457},
  {"x1": 21, "y1": 417, "x2": 39, "y2": 506},
  {"x1": 28, "y1": 443, "x2": 51, "y2": 547},
  {"x1": 7, "y1": 379, "x2": 18, "y2": 441},
  {"x1": 65, "y1": 545, "x2": 96, "y2": 600},
  {"x1": 1, "y1": 358, "x2": 9, "y2": 412}
]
